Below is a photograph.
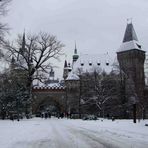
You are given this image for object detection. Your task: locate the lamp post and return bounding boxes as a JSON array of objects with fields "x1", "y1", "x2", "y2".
[
  {"x1": 16, "y1": 97, "x2": 20, "y2": 121},
  {"x1": 130, "y1": 96, "x2": 137, "y2": 123},
  {"x1": 133, "y1": 103, "x2": 136, "y2": 123}
]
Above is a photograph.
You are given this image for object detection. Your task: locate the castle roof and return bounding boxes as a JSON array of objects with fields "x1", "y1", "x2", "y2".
[
  {"x1": 118, "y1": 40, "x2": 142, "y2": 52},
  {"x1": 118, "y1": 22, "x2": 144, "y2": 52},
  {"x1": 66, "y1": 72, "x2": 79, "y2": 80},
  {"x1": 123, "y1": 23, "x2": 138, "y2": 43},
  {"x1": 66, "y1": 53, "x2": 115, "y2": 80}
]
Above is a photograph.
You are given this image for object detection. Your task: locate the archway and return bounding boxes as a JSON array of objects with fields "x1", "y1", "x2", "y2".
[
  {"x1": 33, "y1": 96, "x2": 65, "y2": 117},
  {"x1": 32, "y1": 87, "x2": 66, "y2": 117}
]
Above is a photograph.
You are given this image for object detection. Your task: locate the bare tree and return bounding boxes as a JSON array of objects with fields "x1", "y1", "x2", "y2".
[
  {"x1": 2, "y1": 32, "x2": 64, "y2": 114},
  {"x1": 0, "y1": 0, "x2": 11, "y2": 41}
]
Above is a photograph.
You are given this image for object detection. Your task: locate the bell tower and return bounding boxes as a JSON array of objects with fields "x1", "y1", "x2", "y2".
[{"x1": 117, "y1": 21, "x2": 145, "y2": 102}]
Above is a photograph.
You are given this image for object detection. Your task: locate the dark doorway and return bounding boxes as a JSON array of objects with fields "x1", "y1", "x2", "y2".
[{"x1": 36, "y1": 98, "x2": 62, "y2": 117}]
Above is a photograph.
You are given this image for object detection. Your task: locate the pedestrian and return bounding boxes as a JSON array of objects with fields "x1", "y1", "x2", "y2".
[
  {"x1": 48, "y1": 112, "x2": 51, "y2": 118},
  {"x1": 41, "y1": 113, "x2": 44, "y2": 118},
  {"x1": 10, "y1": 114, "x2": 14, "y2": 121},
  {"x1": 45, "y1": 112, "x2": 48, "y2": 119},
  {"x1": 112, "y1": 116, "x2": 115, "y2": 121}
]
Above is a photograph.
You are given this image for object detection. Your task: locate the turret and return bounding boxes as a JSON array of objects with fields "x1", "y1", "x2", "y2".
[{"x1": 63, "y1": 60, "x2": 72, "y2": 80}]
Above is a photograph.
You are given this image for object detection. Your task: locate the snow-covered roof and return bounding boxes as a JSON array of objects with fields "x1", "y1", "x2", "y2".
[
  {"x1": 64, "y1": 67, "x2": 72, "y2": 70},
  {"x1": 66, "y1": 72, "x2": 79, "y2": 80},
  {"x1": 66, "y1": 53, "x2": 115, "y2": 80},
  {"x1": 118, "y1": 40, "x2": 143, "y2": 52},
  {"x1": 117, "y1": 22, "x2": 145, "y2": 52}
]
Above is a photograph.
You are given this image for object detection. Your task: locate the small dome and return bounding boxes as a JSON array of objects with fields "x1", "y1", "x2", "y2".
[{"x1": 73, "y1": 54, "x2": 79, "y2": 59}]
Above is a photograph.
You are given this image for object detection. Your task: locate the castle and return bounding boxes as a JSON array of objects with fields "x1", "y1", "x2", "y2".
[{"x1": 33, "y1": 22, "x2": 148, "y2": 118}]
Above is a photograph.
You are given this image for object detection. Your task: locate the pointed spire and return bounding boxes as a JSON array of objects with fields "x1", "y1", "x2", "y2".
[
  {"x1": 72, "y1": 41, "x2": 79, "y2": 64},
  {"x1": 123, "y1": 21, "x2": 138, "y2": 43},
  {"x1": 22, "y1": 30, "x2": 26, "y2": 50},
  {"x1": 74, "y1": 41, "x2": 77, "y2": 55},
  {"x1": 17, "y1": 30, "x2": 26, "y2": 60},
  {"x1": 64, "y1": 60, "x2": 67, "y2": 68}
]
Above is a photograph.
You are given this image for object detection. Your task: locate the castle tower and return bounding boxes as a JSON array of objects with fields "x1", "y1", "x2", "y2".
[
  {"x1": 117, "y1": 22, "x2": 145, "y2": 102},
  {"x1": 72, "y1": 42, "x2": 79, "y2": 66}
]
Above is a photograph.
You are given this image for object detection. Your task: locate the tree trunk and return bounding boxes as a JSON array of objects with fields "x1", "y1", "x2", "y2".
[
  {"x1": 133, "y1": 104, "x2": 136, "y2": 123},
  {"x1": 26, "y1": 77, "x2": 33, "y2": 117}
]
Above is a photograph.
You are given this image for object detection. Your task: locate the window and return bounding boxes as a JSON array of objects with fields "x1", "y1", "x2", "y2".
[
  {"x1": 136, "y1": 43, "x2": 141, "y2": 49},
  {"x1": 89, "y1": 63, "x2": 92, "y2": 66},
  {"x1": 97, "y1": 63, "x2": 101, "y2": 66},
  {"x1": 81, "y1": 63, "x2": 84, "y2": 66},
  {"x1": 106, "y1": 62, "x2": 109, "y2": 66}
]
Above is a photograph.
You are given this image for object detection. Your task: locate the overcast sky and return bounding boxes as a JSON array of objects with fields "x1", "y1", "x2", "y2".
[{"x1": 4, "y1": 0, "x2": 148, "y2": 78}]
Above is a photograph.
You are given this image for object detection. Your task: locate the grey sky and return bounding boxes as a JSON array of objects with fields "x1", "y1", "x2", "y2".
[{"x1": 4, "y1": 0, "x2": 148, "y2": 78}]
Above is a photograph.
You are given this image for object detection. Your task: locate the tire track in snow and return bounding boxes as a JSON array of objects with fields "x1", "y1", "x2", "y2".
[
  {"x1": 49, "y1": 119, "x2": 102, "y2": 148},
  {"x1": 65, "y1": 125, "x2": 117, "y2": 148},
  {"x1": 63, "y1": 121, "x2": 148, "y2": 148}
]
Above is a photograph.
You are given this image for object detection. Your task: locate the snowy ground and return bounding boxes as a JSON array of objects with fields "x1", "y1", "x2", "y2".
[{"x1": 0, "y1": 118, "x2": 148, "y2": 148}]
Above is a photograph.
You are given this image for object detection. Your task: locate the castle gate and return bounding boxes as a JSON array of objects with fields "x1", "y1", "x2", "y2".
[{"x1": 32, "y1": 86, "x2": 66, "y2": 115}]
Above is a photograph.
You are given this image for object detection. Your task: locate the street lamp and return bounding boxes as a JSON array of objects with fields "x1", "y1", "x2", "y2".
[{"x1": 130, "y1": 96, "x2": 137, "y2": 123}]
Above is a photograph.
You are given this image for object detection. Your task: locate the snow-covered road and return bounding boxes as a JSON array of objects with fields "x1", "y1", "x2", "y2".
[{"x1": 0, "y1": 118, "x2": 148, "y2": 148}]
